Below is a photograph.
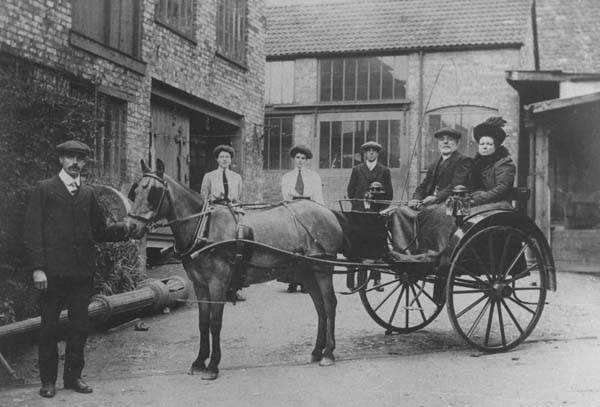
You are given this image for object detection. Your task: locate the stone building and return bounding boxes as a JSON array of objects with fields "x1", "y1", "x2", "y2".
[
  {"x1": 0, "y1": 0, "x2": 265, "y2": 201},
  {"x1": 263, "y1": 0, "x2": 536, "y2": 206}
]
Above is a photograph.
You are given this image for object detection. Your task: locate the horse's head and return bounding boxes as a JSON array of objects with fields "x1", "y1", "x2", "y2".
[{"x1": 126, "y1": 159, "x2": 169, "y2": 239}]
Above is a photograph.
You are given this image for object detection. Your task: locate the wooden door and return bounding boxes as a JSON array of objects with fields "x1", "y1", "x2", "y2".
[{"x1": 151, "y1": 103, "x2": 190, "y2": 186}]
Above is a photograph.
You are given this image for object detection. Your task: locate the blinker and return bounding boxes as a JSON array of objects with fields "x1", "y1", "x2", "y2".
[{"x1": 128, "y1": 182, "x2": 138, "y2": 202}]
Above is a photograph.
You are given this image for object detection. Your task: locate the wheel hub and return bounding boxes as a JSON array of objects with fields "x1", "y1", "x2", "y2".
[{"x1": 490, "y1": 282, "x2": 512, "y2": 299}]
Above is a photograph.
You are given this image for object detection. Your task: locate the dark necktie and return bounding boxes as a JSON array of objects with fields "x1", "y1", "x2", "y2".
[
  {"x1": 223, "y1": 170, "x2": 229, "y2": 201},
  {"x1": 295, "y1": 169, "x2": 304, "y2": 196}
]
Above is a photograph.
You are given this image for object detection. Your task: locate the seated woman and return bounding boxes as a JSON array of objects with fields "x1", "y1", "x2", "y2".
[{"x1": 470, "y1": 116, "x2": 516, "y2": 212}]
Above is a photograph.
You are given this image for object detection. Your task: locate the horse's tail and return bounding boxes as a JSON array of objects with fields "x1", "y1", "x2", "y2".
[{"x1": 332, "y1": 210, "x2": 353, "y2": 257}]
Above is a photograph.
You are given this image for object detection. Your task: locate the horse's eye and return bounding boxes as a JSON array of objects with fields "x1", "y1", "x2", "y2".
[{"x1": 127, "y1": 183, "x2": 138, "y2": 202}]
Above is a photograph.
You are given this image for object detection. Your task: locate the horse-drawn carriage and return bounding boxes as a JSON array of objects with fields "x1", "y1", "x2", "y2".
[{"x1": 127, "y1": 160, "x2": 556, "y2": 379}]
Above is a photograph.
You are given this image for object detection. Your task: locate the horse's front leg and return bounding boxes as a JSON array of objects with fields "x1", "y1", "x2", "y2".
[
  {"x1": 314, "y1": 269, "x2": 337, "y2": 366},
  {"x1": 201, "y1": 263, "x2": 229, "y2": 380},
  {"x1": 190, "y1": 284, "x2": 210, "y2": 375}
]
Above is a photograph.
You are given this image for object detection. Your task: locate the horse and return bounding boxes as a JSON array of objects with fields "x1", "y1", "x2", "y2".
[{"x1": 126, "y1": 159, "x2": 345, "y2": 380}]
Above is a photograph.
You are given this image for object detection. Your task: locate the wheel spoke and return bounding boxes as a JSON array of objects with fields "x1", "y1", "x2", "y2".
[
  {"x1": 506, "y1": 295, "x2": 536, "y2": 315},
  {"x1": 452, "y1": 277, "x2": 486, "y2": 290},
  {"x1": 453, "y1": 289, "x2": 491, "y2": 294},
  {"x1": 454, "y1": 265, "x2": 487, "y2": 285},
  {"x1": 484, "y1": 299, "x2": 495, "y2": 346},
  {"x1": 456, "y1": 293, "x2": 488, "y2": 319},
  {"x1": 500, "y1": 298, "x2": 524, "y2": 334},
  {"x1": 498, "y1": 232, "x2": 514, "y2": 276},
  {"x1": 488, "y1": 232, "x2": 495, "y2": 276},
  {"x1": 502, "y1": 242, "x2": 529, "y2": 279},
  {"x1": 416, "y1": 281, "x2": 436, "y2": 303},
  {"x1": 467, "y1": 297, "x2": 491, "y2": 338},
  {"x1": 404, "y1": 283, "x2": 410, "y2": 328},
  {"x1": 409, "y1": 284, "x2": 428, "y2": 323},
  {"x1": 372, "y1": 280, "x2": 402, "y2": 312},
  {"x1": 496, "y1": 300, "x2": 506, "y2": 346},
  {"x1": 512, "y1": 287, "x2": 543, "y2": 292},
  {"x1": 387, "y1": 285, "x2": 405, "y2": 327}
]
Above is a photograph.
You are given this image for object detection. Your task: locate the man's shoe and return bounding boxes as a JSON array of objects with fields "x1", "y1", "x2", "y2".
[
  {"x1": 64, "y1": 378, "x2": 93, "y2": 394},
  {"x1": 39, "y1": 382, "x2": 56, "y2": 398},
  {"x1": 373, "y1": 279, "x2": 384, "y2": 292},
  {"x1": 287, "y1": 284, "x2": 297, "y2": 293},
  {"x1": 235, "y1": 292, "x2": 246, "y2": 302}
]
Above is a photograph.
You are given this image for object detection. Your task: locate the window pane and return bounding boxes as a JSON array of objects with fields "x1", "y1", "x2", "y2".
[
  {"x1": 319, "y1": 121, "x2": 330, "y2": 168},
  {"x1": 281, "y1": 61, "x2": 294, "y2": 103},
  {"x1": 281, "y1": 118, "x2": 293, "y2": 170},
  {"x1": 393, "y1": 55, "x2": 408, "y2": 99},
  {"x1": 378, "y1": 120, "x2": 389, "y2": 167},
  {"x1": 344, "y1": 59, "x2": 356, "y2": 101},
  {"x1": 356, "y1": 58, "x2": 369, "y2": 100},
  {"x1": 331, "y1": 121, "x2": 342, "y2": 169},
  {"x1": 320, "y1": 60, "x2": 332, "y2": 102},
  {"x1": 332, "y1": 59, "x2": 344, "y2": 101},
  {"x1": 367, "y1": 120, "x2": 377, "y2": 142},
  {"x1": 342, "y1": 121, "x2": 354, "y2": 168},
  {"x1": 381, "y1": 57, "x2": 394, "y2": 100},
  {"x1": 369, "y1": 58, "x2": 381, "y2": 100},
  {"x1": 389, "y1": 120, "x2": 400, "y2": 168},
  {"x1": 268, "y1": 61, "x2": 282, "y2": 104},
  {"x1": 353, "y1": 120, "x2": 365, "y2": 166}
]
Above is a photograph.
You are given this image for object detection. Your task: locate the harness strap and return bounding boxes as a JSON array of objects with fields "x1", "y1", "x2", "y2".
[{"x1": 282, "y1": 202, "x2": 327, "y2": 255}]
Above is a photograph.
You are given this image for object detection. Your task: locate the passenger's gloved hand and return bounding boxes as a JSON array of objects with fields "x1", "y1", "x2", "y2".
[{"x1": 408, "y1": 199, "x2": 422, "y2": 210}]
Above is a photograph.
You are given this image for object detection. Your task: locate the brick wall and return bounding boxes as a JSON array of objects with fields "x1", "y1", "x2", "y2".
[{"x1": 0, "y1": 0, "x2": 265, "y2": 201}]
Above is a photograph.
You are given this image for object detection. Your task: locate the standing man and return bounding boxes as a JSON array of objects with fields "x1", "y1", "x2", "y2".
[
  {"x1": 391, "y1": 128, "x2": 471, "y2": 253},
  {"x1": 23, "y1": 140, "x2": 130, "y2": 398},
  {"x1": 347, "y1": 141, "x2": 393, "y2": 210},
  {"x1": 200, "y1": 144, "x2": 245, "y2": 301},
  {"x1": 346, "y1": 141, "x2": 393, "y2": 290},
  {"x1": 279, "y1": 144, "x2": 324, "y2": 293}
]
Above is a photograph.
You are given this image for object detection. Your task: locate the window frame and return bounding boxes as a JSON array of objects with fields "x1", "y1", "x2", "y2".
[
  {"x1": 216, "y1": 0, "x2": 248, "y2": 67},
  {"x1": 155, "y1": 0, "x2": 196, "y2": 42},
  {"x1": 263, "y1": 116, "x2": 294, "y2": 171},
  {"x1": 318, "y1": 112, "x2": 403, "y2": 170},
  {"x1": 319, "y1": 56, "x2": 408, "y2": 103}
]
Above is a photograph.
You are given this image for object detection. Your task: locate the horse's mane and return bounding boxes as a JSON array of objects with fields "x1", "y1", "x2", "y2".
[{"x1": 164, "y1": 174, "x2": 204, "y2": 212}]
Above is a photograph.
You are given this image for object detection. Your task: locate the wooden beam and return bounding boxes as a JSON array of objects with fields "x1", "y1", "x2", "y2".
[{"x1": 525, "y1": 91, "x2": 600, "y2": 114}]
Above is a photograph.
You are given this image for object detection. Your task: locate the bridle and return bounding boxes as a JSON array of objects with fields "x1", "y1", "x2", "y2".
[{"x1": 127, "y1": 172, "x2": 170, "y2": 231}]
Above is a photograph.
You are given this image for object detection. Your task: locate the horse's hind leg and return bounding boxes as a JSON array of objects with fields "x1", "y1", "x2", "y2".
[
  {"x1": 314, "y1": 270, "x2": 337, "y2": 366},
  {"x1": 302, "y1": 271, "x2": 329, "y2": 364},
  {"x1": 190, "y1": 284, "x2": 210, "y2": 375}
]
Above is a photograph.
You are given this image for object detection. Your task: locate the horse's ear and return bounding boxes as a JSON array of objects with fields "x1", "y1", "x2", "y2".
[
  {"x1": 141, "y1": 159, "x2": 151, "y2": 173},
  {"x1": 156, "y1": 158, "x2": 165, "y2": 178}
]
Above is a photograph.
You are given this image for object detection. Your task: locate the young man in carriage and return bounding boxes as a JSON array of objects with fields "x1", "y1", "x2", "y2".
[{"x1": 390, "y1": 127, "x2": 472, "y2": 255}]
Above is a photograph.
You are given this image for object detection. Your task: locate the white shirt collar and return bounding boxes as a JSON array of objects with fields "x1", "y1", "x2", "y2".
[
  {"x1": 366, "y1": 160, "x2": 377, "y2": 171},
  {"x1": 59, "y1": 169, "x2": 80, "y2": 187}
]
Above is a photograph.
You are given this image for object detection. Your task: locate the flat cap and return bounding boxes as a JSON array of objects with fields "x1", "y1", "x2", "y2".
[
  {"x1": 433, "y1": 127, "x2": 462, "y2": 140},
  {"x1": 213, "y1": 144, "x2": 235, "y2": 158},
  {"x1": 56, "y1": 140, "x2": 91, "y2": 156},
  {"x1": 289, "y1": 144, "x2": 313, "y2": 159},
  {"x1": 473, "y1": 117, "x2": 507, "y2": 145},
  {"x1": 361, "y1": 141, "x2": 383, "y2": 151}
]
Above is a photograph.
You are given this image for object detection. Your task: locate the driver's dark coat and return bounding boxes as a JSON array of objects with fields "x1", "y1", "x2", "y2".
[{"x1": 23, "y1": 175, "x2": 129, "y2": 278}]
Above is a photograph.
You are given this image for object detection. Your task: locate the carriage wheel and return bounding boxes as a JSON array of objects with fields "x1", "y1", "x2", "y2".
[
  {"x1": 447, "y1": 225, "x2": 547, "y2": 353},
  {"x1": 358, "y1": 269, "x2": 443, "y2": 334}
]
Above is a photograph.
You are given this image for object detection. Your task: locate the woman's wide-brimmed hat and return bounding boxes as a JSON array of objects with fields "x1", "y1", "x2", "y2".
[
  {"x1": 473, "y1": 117, "x2": 507, "y2": 145},
  {"x1": 289, "y1": 144, "x2": 313, "y2": 159}
]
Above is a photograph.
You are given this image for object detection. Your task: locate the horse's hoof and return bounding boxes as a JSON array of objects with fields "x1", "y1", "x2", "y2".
[
  {"x1": 319, "y1": 357, "x2": 335, "y2": 367},
  {"x1": 201, "y1": 370, "x2": 219, "y2": 380},
  {"x1": 188, "y1": 365, "x2": 205, "y2": 375},
  {"x1": 310, "y1": 354, "x2": 322, "y2": 363}
]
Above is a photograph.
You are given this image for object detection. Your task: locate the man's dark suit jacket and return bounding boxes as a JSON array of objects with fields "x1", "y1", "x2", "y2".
[
  {"x1": 347, "y1": 162, "x2": 393, "y2": 210},
  {"x1": 413, "y1": 151, "x2": 472, "y2": 203},
  {"x1": 23, "y1": 175, "x2": 129, "y2": 278}
]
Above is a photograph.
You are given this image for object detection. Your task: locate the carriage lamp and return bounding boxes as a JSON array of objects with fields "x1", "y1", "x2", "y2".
[{"x1": 446, "y1": 185, "x2": 471, "y2": 226}]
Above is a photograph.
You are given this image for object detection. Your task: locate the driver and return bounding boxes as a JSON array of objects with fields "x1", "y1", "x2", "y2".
[{"x1": 390, "y1": 128, "x2": 471, "y2": 254}]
